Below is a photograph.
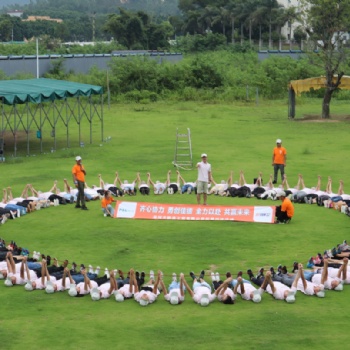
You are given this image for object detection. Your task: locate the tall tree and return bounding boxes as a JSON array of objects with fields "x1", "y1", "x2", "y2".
[{"x1": 301, "y1": 0, "x2": 350, "y2": 118}]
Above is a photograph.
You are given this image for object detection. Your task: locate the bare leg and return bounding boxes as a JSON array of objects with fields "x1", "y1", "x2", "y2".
[
  {"x1": 338, "y1": 180, "x2": 344, "y2": 195},
  {"x1": 326, "y1": 177, "x2": 332, "y2": 194},
  {"x1": 267, "y1": 175, "x2": 274, "y2": 189},
  {"x1": 239, "y1": 170, "x2": 245, "y2": 186},
  {"x1": 315, "y1": 175, "x2": 322, "y2": 191}
]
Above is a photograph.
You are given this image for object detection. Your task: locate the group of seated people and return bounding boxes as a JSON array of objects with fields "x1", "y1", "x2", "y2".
[{"x1": 1, "y1": 237, "x2": 349, "y2": 306}]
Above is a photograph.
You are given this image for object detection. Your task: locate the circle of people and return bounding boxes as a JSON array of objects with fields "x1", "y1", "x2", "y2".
[{"x1": 1, "y1": 239, "x2": 350, "y2": 306}]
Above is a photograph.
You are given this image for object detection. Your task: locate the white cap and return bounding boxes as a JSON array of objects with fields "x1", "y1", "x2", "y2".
[
  {"x1": 75, "y1": 156, "x2": 82, "y2": 161},
  {"x1": 252, "y1": 289, "x2": 261, "y2": 303},
  {"x1": 170, "y1": 291, "x2": 179, "y2": 305},
  {"x1": 45, "y1": 280, "x2": 55, "y2": 294},
  {"x1": 334, "y1": 283, "x2": 343, "y2": 291},
  {"x1": 114, "y1": 291, "x2": 124, "y2": 302},
  {"x1": 201, "y1": 153, "x2": 207, "y2": 158},
  {"x1": 279, "y1": 191, "x2": 286, "y2": 197},
  {"x1": 4, "y1": 277, "x2": 13, "y2": 287},
  {"x1": 200, "y1": 294, "x2": 210, "y2": 306},
  {"x1": 139, "y1": 299, "x2": 149, "y2": 306},
  {"x1": 90, "y1": 287, "x2": 100, "y2": 301},
  {"x1": 276, "y1": 139, "x2": 282, "y2": 144},
  {"x1": 285, "y1": 291, "x2": 295, "y2": 303},
  {"x1": 316, "y1": 290, "x2": 325, "y2": 298},
  {"x1": 25, "y1": 281, "x2": 33, "y2": 291},
  {"x1": 68, "y1": 284, "x2": 77, "y2": 297}
]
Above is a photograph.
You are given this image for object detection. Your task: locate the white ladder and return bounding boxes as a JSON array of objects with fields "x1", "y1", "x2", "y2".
[{"x1": 173, "y1": 128, "x2": 193, "y2": 170}]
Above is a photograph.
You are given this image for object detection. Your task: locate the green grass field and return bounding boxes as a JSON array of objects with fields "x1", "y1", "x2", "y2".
[{"x1": 1, "y1": 98, "x2": 350, "y2": 349}]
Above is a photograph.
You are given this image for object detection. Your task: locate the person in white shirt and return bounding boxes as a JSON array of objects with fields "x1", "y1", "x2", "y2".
[
  {"x1": 3, "y1": 252, "x2": 29, "y2": 286},
  {"x1": 262, "y1": 271, "x2": 296, "y2": 303},
  {"x1": 23, "y1": 258, "x2": 56, "y2": 291},
  {"x1": 311, "y1": 258, "x2": 344, "y2": 290},
  {"x1": 147, "y1": 172, "x2": 169, "y2": 195},
  {"x1": 159, "y1": 272, "x2": 185, "y2": 305},
  {"x1": 233, "y1": 276, "x2": 263, "y2": 303},
  {"x1": 211, "y1": 272, "x2": 236, "y2": 304},
  {"x1": 114, "y1": 269, "x2": 137, "y2": 302},
  {"x1": 182, "y1": 270, "x2": 216, "y2": 306},
  {"x1": 116, "y1": 172, "x2": 138, "y2": 196},
  {"x1": 133, "y1": 270, "x2": 161, "y2": 306},
  {"x1": 196, "y1": 153, "x2": 211, "y2": 205},
  {"x1": 291, "y1": 264, "x2": 325, "y2": 297}
]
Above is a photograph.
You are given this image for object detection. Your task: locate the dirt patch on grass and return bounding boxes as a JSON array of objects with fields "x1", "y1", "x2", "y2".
[{"x1": 294, "y1": 114, "x2": 350, "y2": 122}]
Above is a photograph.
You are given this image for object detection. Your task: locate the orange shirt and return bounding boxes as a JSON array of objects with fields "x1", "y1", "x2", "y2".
[
  {"x1": 281, "y1": 197, "x2": 294, "y2": 217},
  {"x1": 72, "y1": 164, "x2": 85, "y2": 182},
  {"x1": 101, "y1": 196, "x2": 114, "y2": 208},
  {"x1": 273, "y1": 146, "x2": 287, "y2": 164}
]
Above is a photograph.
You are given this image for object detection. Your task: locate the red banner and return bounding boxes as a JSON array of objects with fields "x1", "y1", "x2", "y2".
[{"x1": 114, "y1": 201, "x2": 275, "y2": 223}]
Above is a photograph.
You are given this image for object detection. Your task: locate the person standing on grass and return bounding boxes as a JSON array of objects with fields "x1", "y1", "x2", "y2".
[
  {"x1": 72, "y1": 156, "x2": 88, "y2": 210},
  {"x1": 272, "y1": 139, "x2": 287, "y2": 184},
  {"x1": 196, "y1": 153, "x2": 211, "y2": 205}
]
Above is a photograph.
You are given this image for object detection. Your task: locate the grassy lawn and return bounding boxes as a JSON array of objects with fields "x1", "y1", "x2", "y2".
[{"x1": 1, "y1": 98, "x2": 350, "y2": 349}]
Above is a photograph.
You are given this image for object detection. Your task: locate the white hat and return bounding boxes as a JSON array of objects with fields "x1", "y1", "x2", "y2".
[
  {"x1": 68, "y1": 284, "x2": 77, "y2": 297},
  {"x1": 201, "y1": 153, "x2": 207, "y2": 158},
  {"x1": 334, "y1": 283, "x2": 343, "y2": 291},
  {"x1": 90, "y1": 287, "x2": 100, "y2": 301},
  {"x1": 285, "y1": 291, "x2": 295, "y2": 303},
  {"x1": 200, "y1": 294, "x2": 210, "y2": 306},
  {"x1": 170, "y1": 291, "x2": 179, "y2": 305},
  {"x1": 139, "y1": 299, "x2": 149, "y2": 306},
  {"x1": 45, "y1": 280, "x2": 55, "y2": 294},
  {"x1": 114, "y1": 291, "x2": 124, "y2": 302},
  {"x1": 316, "y1": 290, "x2": 325, "y2": 298},
  {"x1": 279, "y1": 191, "x2": 286, "y2": 197},
  {"x1": 276, "y1": 139, "x2": 282, "y2": 144},
  {"x1": 4, "y1": 277, "x2": 13, "y2": 287},
  {"x1": 75, "y1": 156, "x2": 82, "y2": 161},
  {"x1": 25, "y1": 281, "x2": 33, "y2": 291},
  {"x1": 252, "y1": 289, "x2": 261, "y2": 303}
]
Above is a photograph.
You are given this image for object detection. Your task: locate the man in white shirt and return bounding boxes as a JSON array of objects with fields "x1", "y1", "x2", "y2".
[
  {"x1": 133, "y1": 270, "x2": 161, "y2": 306},
  {"x1": 159, "y1": 272, "x2": 185, "y2": 305},
  {"x1": 196, "y1": 153, "x2": 211, "y2": 205},
  {"x1": 233, "y1": 276, "x2": 263, "y2": 303},
  {"x1": 291, "y1": 264, "x2": 325, "y2": 297},
  {"x1": 182, "y1": 270, "x2": 216, "y2": 306},
  {"x1": 262, "y1": 271, "x2": 296, "y2": 303}
]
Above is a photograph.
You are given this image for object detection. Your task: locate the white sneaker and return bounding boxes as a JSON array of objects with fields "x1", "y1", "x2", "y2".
[
  {"x1": 88, "y1": 265, "x2": 94, "y2": 274},
  {"x1": 104, "y1": 214, "x2": 107, "y2": 217},
  {"x1": 104, "y1": 268, "x2": 110, "y2": 278},
  {"x1": 187, "y1": 187, "x2": 192, "y2": 194},
  {"x1": 215, "y1": 272, "x2": 220, "y2": 282},
  {"x1": 211, "y1": 272, "x2": 215, "y2": 281},
  {"x1": 94, "y1": 266, "x2": 100, "y2": 275},
  {"x1": 17, "y1": 209, "x2": 21, "y2": 218},
  {"x1": 150, "y1": 270, "x2": 155, "y2": 280},
  {"x1": 172, "y1": 273, "x2": 177, "y2": 282}
]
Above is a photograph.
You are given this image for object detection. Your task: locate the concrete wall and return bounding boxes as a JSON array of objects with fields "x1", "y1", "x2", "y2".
[{"x1": 0, "y1": 52, "x2": 183, "y2": 77}]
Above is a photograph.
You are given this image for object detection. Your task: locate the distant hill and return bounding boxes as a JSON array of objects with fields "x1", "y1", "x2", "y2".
[{"x1": 1, "y1": 0, "x2": 30, "y2": 8}]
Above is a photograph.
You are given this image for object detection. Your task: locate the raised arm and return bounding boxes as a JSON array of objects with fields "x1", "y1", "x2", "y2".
[{"x1": 181, "y1": 275, "x2": 194, "y2": 297}]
